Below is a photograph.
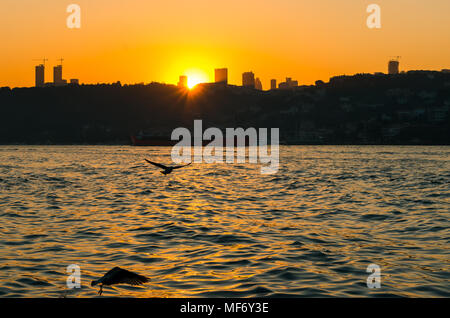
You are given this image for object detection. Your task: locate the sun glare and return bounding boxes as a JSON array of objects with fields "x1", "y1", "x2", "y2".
[{"x1": 185, "y1": 69, "x2": 209, "y2": 89}]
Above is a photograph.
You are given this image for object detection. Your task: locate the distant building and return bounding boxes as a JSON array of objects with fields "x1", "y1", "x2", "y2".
[
  {"x1": 215, "y1": 68, "x2": 228, "y2": 84},
  {"x1": 178, "y1": 75, "x2": 188, "y2": 88},
  {"x1": 442, "y1": 69, "x2": 450, "y2": 74},
  {"x1": 35, "y1": 64, "x2": 45, "y2": 87},
  {"x1": 270, "y1": 79, "x2": 277, "y2": 90},
  {"x1": 70, "y1": 79, "x2": 79, "y2": 85},
  {"x1": 255, "y1": 77, "x2": 263, "y2": 90},
  {"x1": 278, "y1": 77, "x2": 299, "y2": 89},
  {"x1": 53, "y1": 65, "x2": 66, "y2": 86},
  {"x1": 287, "y1": 78, "x2": 298, "y2": 87},
  {"x1": 242, "y1": 72, "x2": 255, "y2": 88},
  {"x1": 388, "y1": 60, "x2": 400, "y2": 75},
  {"x1": 278, "y1": 82, "x2": 290, "y2": 89},
  {"x1": 54, "y1": 65, "x2": 62, "y2": 84}
]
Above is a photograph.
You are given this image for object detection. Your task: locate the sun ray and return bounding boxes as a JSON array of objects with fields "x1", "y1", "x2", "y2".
[{"x1": 185, "y1": 69, "x2": 209, "y2": 89}]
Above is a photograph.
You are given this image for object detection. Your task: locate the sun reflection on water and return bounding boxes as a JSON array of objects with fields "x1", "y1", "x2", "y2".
[{"x1": 0, "y1": 145, "x2": 449, "y2": 297}]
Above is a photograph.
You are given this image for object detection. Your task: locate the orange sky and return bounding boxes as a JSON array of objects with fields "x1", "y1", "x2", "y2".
[{"x1": 1, "y1": 0, "x2": 450, "y2": 88}]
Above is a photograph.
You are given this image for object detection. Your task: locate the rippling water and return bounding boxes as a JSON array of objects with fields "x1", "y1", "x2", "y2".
[{"x1": 0, "y1": 145, "x2": 449, "y2": 297}]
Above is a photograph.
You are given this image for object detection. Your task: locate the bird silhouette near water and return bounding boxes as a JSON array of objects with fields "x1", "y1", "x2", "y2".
[
  {"x1": 144, "y1": 159, "x2": 192, "y2": 175},
  {"x1": 91, "y1": 267, "x2": 150, "y2": 295}
]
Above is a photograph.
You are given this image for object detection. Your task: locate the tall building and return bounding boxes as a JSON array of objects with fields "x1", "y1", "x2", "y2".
[
  {"x1": 270, "y1": 79, "x2": 277, "y2": 90},
  {"x1": 388, "y1": 60, "x2": 400, "y2": 75},
  {"x1": 53, "y1": 65, "x2": 63, "y2": 85},
  {"x1": 35, "y1": 64, "x2": 45, "y2": 87},
  {"x1": 255, "y1": 77, "x2": 263, "y2": 90},
  {"x1": 178, "y1": 75, "x2": 188, "y2": 88},
  {"x1": 242, "y1": 72, "x2": 255, "y2": 88},
  {"x1": 215, "y1": 68, "x2": 228, "y2": 84}
]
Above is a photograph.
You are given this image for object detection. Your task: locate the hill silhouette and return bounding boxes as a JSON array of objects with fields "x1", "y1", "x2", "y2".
[{"x1": 0, "y1": 71, "x2": 449, "y2": 145}]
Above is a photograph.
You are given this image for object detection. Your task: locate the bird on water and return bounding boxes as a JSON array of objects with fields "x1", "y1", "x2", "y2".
[
  {"x1": 144, "y1": 159, "x2": 192, "y2": 175},
  {"x1": 91, "y1": 267, "x2": 150, "y2": 296}
]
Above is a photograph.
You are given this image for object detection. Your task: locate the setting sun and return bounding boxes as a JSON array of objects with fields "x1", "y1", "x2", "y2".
[{"x1": 185, "y1": 69, "x2": 209, "y2": 89}]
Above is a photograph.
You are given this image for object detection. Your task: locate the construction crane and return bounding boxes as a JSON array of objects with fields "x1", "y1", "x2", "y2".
[
  {"x1": 33, "y1": 58, "x2": 48, "y2": 67},
  {"x1": 57, "y1": 58, "x2": 64, "y2": 66},
  {"x1": 390, "y1": 56, "x2": 401, "y2": 61}
]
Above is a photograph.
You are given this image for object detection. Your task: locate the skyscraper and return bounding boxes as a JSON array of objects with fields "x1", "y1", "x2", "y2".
[
  {"x1": 215, "y1": 68, "x2": 228, "y2": 84},
  {"x1": 178, "y1": 75, "x2": 188, "y2": 88},
  {"x1": 255, "y1": 77, "x2": 263, "y2": 90},
  {"x1": 388, "y1": 60, "x2": 400, "y2": 75},
  {"x1": 242, "y1": 72, "x2": 255, "y2": 88},
  {"x1": 53, "y1": 65, "x2": 63, "y2": 85},
  {"x1": 270, "y1": 79, "x2": 277, "y2": 90},
  {"x1": 35, "y1": 64, "x2": 45, "y2": 87}
]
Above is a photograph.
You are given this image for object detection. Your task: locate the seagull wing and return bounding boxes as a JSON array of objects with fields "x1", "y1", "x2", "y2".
[
  {"x1": 172, "y1": 162, "x2": 192, "y2": 170},
  {"x1": 103, "y1": 267, "x2": 150, "y2": 286},
  {"x1": 145, "y1": 159, "x2": 169, "y2": 170}
]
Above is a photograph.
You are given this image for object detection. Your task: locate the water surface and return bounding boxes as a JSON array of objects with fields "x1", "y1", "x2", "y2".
[{"x1": 0, "y1": 145, "x2": 449, "y2": 297}]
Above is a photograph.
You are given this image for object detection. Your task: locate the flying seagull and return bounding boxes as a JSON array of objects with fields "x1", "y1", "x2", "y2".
[
  {"x1": 144, "y1": 159, "x2": 192, "y2": 175},
  {"x1": 91, "y1": 267, "x2": 150, "y2": 296}
]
